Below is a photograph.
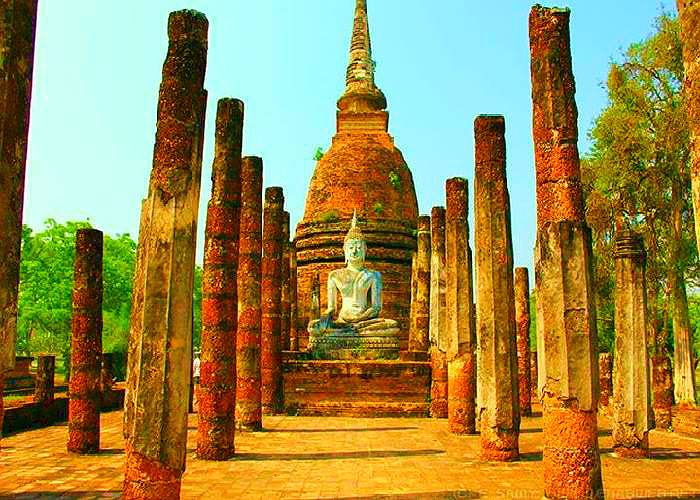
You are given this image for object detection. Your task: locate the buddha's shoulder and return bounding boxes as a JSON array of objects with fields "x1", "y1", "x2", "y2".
[{"x1": 363, "y1": 268, "x2": 381, "y2": 280}]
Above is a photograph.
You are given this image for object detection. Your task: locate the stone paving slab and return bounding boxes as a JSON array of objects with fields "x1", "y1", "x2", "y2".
[{"x1": 0, "y1": 409, "x2": 699, "y2": 499}]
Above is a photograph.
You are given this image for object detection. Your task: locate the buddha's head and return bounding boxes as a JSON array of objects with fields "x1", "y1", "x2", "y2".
[{"x1": 344, "y1": 211, "x2": 367, "y2": 266}]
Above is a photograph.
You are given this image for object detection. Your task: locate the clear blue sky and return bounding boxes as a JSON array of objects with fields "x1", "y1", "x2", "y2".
[{"x1": 25, "y1": 1, "x2": 674, "y2": 271}]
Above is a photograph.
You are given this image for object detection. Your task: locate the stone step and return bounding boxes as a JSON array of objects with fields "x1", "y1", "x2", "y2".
[{"x1": 286, "y1": 401, "x2": 430, "y2": 418}]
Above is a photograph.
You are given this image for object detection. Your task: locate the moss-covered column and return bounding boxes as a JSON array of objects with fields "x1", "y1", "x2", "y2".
[
  {"x1": 35, "y1": 355, "x2": 56, "y2": 404},
  {"x1": 445, "y1": 179, "x2": 476, "y2": 434},
  {"x1": 68, "y1": 228, "x2": 103, "y2": 454},
  {"x1": 236, "y1": 156, "x2": 264, "y2": 431},
  {"x1": 529, "y1": 5, "x2": 604, "y2": 498},
  {"x1": 598, "y1": 353, "x2": 612, "y2": 413},
  {"x1": 261, "y1": 187, "x2": 285, "y2": 415},
  {"x1": 289, "y1": 245, "x2": 299, "y2": 351},
  {"x1": 409, "y1": 216, "x2": 431, "y2": 353},
  {"x1": 197, "y1": 98, "x2": 243, "y2": 460},
  {"x1": 474, "y1": 115, "x2": 519, "y2": 460},
  {"x1": 429, "y1": 206, "x2": 448, "y2": 418},
  {"x1": 123, "y1": 11, "x2": 208, "y2": 499},
  {"x1": 281, "y1": 211, "x2": 291, "y2": 351},
  {"x1": 0, "y1": 0, "x2": 38, "y2": 447},
  {"x1": 612, "y1": 231, "x2": 652, "y2": 457},
  {"x1": 652, "y1": 354, "x2": 673, "y2": 429},
  {"x1": 514, "y1": 267, "x2": 532, "y2": 417}
]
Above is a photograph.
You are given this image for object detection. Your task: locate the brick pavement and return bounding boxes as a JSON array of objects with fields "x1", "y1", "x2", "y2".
[{"x1": 0, "y1": 409, "x2": 699, "y2": 499}]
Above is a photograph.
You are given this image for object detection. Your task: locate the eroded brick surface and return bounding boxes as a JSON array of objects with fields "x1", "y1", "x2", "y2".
[
  {"x1": 261, "y1": 187, "x2": 285, "y2": 415},
  {"x1": 197, "y1": 98, "x2": 243, "y2": 460},
  {"x1": 68, "y1": 229, "x2": 103, "y2": 454}
]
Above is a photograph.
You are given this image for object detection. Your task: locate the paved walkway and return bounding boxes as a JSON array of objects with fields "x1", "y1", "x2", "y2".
[{"x1": 1, "y1": 409, "x2": 700, "y2": 499}]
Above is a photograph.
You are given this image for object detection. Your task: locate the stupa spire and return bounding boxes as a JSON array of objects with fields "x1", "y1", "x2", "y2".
[{"x1": 337, "y1": 0, "x2": 387, "y2": 112}]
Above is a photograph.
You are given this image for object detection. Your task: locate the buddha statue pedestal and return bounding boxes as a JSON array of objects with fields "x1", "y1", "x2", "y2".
[
  {"x1": 308, "y1": 318, "x2": 400, "y2": 360},
  {"x1": 306, "y1": 212, "x2": 401, "y2": 360}
]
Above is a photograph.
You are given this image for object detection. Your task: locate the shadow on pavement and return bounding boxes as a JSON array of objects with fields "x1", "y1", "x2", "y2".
[
  {"x1": 234, "y1": 449, "x2": 444, "y2": 461},
  {"x1": 333, "y1": 491, "x2": 480, "y2": 499}
]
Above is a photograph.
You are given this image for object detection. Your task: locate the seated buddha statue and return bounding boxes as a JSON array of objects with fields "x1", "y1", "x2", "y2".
[{"x1": 307, "y1": 212, "x2": 398, "y2": 347}]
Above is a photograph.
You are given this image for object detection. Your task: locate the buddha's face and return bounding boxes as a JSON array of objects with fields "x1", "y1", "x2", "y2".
[{"x1": 344, "y1": 238, "x2": 366, "y2": 266}]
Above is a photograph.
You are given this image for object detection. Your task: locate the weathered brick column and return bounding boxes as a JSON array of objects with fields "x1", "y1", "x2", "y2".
[
  {"x1": 289, "y1": 246, "x2": 299, "y2": 351},
  {"x1": 612, "y1": 231, "x2": 652, "y2": 457},
  {"x1": 34, "y1": 355, "x2": 56, "y2": 404},
  {"x1": 123, "y1": 11, "x2": 208, "y2": 499},
  {"x1": 445, "y1": 179, "x2": 476, "y2": 434},
  {"x1": 474, "y1": 115, "x2": 519, "y2": 460},
  {"x1": 281, "y1": 211, "x2": 291, "y2": 351},
  {"x1": 261, "y1": 187, "x2": 285, "y2": 415},
  {"x1": 68, "y1": 228, "x2": 103, "y2": 454},
  {"x1": 0, "y1": 0, "x2": 38, "y2": 445},
  {"x1": 197, "y1": 98, "x2": 243, "y2": 460},
  {"x1": 514, "y1": 267, "x2": 532, "y2": 417},
  {"x1": 598, "y1": 353, "x2": 612, "y2": 412},
  {"x1": 530, "y1": 5, "x2": 604, "y2": 498},
  {"x1": 429, "y1": 206, "x2": 448, "y2": 418},
  {"x1": 677, "y1": 0, "x2": 700, "y2": 275},
  {"x1": 530, "y1": 351, "x2": 539, "y2": 402},
  {"x1": 409, "y1": 216, "x2": 431, "y2": 353},
  {"x1": 652, "y1": 354, "x2": 673, "y2": 429},
  {"x1": 236, "y1": 156, "x2": 264, "y2": 431}
]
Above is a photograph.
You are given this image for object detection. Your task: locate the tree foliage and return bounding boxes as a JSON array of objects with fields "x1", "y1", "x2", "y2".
[
  {"x1": 582, "y1": 13, "x2": 699, "y2": 359},
  {"x1": 16, "y1": 219, "x2": 204, "y2": 377}
]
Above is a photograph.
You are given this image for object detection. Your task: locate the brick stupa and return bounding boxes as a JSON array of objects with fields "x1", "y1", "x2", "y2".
[{"x1": 295, "y1": 0, "x2": 418, "y2": 350}]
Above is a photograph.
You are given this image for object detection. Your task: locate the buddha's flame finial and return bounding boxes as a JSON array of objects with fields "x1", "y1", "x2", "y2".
[
  {"x1": 338, "y1": 0, "x2": 387, "y2": 111},
  {"x1": 345, "y1": 209, "x2": 365, "y2": 243}
]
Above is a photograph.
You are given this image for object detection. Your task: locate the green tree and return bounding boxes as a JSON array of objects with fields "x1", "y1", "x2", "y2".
[{"x1": 582, "y1": 13, "x2": 698, "y2": 402}]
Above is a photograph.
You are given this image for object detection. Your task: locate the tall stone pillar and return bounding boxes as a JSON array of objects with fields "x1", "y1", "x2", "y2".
[
  {"x1": 197, "y1": 98, "x2": 243, "y2": 461},
  {"x1": 261, "y1": 187, "x2": 285, "y2": 415},
  {"x1": 514, "y1": 267, "x2": 532, "y2": 417},
  {"x1": 0, "y1": 0, "x2": 38, "y2": 446},
  {"x1": 123, "y1": 11, "x2": 208, "y2": 499},
  {"x1": 530, "y1": 351, "x2": 539, "y2": 402},
  {"x1": 598, "y1": 353, "x2": 612, "y2": 412},
  {"x1": 652, "y1": 354, "x2": 673, "y2": 429},
  {"x1": 445, "y1": 179, "x2": 476, "y2": 434},
  {"x1": 474, "y1": 115, "x2": 519, "y2": 460},
  {"x1": 34, "y1": 355, "x2": 56, "y2": 404},
  {"x1": 677, "y1": 0, "x2": 700, "y2": 282},
  {"x1": 429, "y1": 206, "x2": 448, "y2": 418},
  {"x1": 236, "y1": 156, "x2": 264, "y2": 431},
  {"x1": 612, "y1": 231, "x2": 652, "y2": 457},
  {"x1": 409, "y1": 216, "x2": 431, "y2": 353},
  {"x1": 68, "y1": 228, "x2": 103, "y2": 454},
  {"x1": 529, "y1": 5, "x2": 604, "y2": 498},
  {"x1": 281, "y1": 211, "x2": 291, "y2": 351},
  {"x1": 289, "y1": 247, "x2": 299, "y2": 351}
]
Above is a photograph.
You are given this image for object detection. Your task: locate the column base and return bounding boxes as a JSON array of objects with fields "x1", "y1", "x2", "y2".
[
  {"x1": 479, "y1": 425, "x2": 519, "y2": 461},
  {"x1": 236, "y1": 421, "x2": 262, "y2": 432},
  {"x1": 430, "y1": 348, "x2": 448, "y2": 418},
  {"x1": 447, "y1": 354, "x2": 476, "y2": 434},
  {"x1": 543, "y1": 401, "x2": 603, "y2": 499},
  {"x1": 124, "y1": 447, "x2": 182, "y2": 500},
  {"x1": 67, "y1": 397, "x2": 100, "y2": 453},
  {"x1": 613, "y1": 445, "x2": 648, "y2": 458}
]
